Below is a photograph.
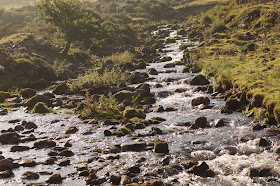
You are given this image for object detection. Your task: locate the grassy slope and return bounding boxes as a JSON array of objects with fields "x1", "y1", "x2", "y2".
[{"x1": 185, "y1": 0, "x2": 280, "y2": 124}]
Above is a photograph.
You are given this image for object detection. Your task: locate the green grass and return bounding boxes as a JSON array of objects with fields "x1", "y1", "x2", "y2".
[{"x1": 69, "y1": 68, "x2": 128, "y2": 93}]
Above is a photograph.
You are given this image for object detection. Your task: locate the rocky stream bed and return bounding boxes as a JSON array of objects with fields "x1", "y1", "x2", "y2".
[{"x1": 0, "y1": 25, "x2": 280, "y2": 186}]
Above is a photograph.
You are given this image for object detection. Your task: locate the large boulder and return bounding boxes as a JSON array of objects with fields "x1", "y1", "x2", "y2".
[
  {"x1": 222, "y1": 98, "x2": 240, "y2": 113},
  {"x1": 189, "y1": 75, "x2": 210, "y2": 85},
  {"x1": 154, "y1": 140, "x2": 169, "y2": 154},
  {"x1": 129, "y1": 72, "x2": 148, "y2": 84},
  {"x1": 0, "y1": 159, "x2": 14, "y2": 171},
  {"x1": 114, "y1": 90, "x2": 134, "y2": 103},
  {"x1": 46, "y1": 174, "x2": 63, "y2": 184},
  {"x1": 191, "y1": 117, "x2": 208, "y2": 129},
  {"x1": 24, "y1": 95, "x2": 52, "y2": 109},
  {"x1": 191, "y1": 97, "x2": 210, "y2": 106},
  {"x1": 188, "y1": 162, "x2": 215, "y2": 177},
  {"x1": 20, "y1": 88, "x2": 36, "y2": 98},
  {"x1": 31, "y1": 102, "x2": 52, "y2": 114},
  {"x1": 52, "y1": 82, "x2": 70, "y2": 95},
  {"x1": 0, "y1": 132, "x2": 20, "y2": 145},
  {"x1": 58, "y1": 69, "x2": 77, "y2": 80},
  {"x1": 121, "y1": 142, "x2": 147, "y2": 152},
  {"x1": 123, "y1": 107, "x2": 145, "y2": 119},
  {"x1": 33, "y1": 139, "x2": 56, "y2": 149}
]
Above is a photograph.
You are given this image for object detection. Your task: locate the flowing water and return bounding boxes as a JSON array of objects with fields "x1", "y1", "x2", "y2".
[{"x1": 0, "y1": 25, "x2": 280, "y2": 185}]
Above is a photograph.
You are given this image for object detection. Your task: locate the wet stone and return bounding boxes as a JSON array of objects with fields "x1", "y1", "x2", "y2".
[
  {"x1": 21, "y1": 121, "x2": 38, "y2": 129},
  {"x1": 122, "y1": 142, "x2": 147, "y2": 152},
  {"x1": 104, "y1": 130, "x2": 112, "y2": 136},
  {"x1": 46, "y1": 174, "x2": 63, "y2": 184},
  {"x1": 10, "y1": 145, "x2": 30, "y2": 152},
  {"x1": 79, "y1": 170, "x2": 90, "y2": 177},
  {"x1": 0, "y1": 170, "x2": 14, "y2": 178},
  {"x1": 64, "y1": 141, "x2": 72, "y2": 147},
  {"x1": 0, "y1": 159, "x2": 14, "y2": 171},
  {"x1": 21, "y1": 171, "x2": 39, "y2": 180},
  {"x1": 214, "y1": 119, "x2": 225, "y2": 128},
  {"x1": 258, "y1": 138, "x2": 270, "y2": 147},
  {"x1": 189, "y1": 75, "x2": 210, "y2": 85},
  {"x1": 191, "y1": 117, "x2": 208, "y2": 129},
  {"x1": 58, "y1": 149, "x2": 74, "y2": 157},
  {"x1": 65, "y1": 126, "x2": 78, "y2": 134},
  {"x1": 22, "y1": 158, "x2": 37, "y2": 167},
  {"x1": 191, "y1": 96, "x2": 210, "y2": 106},
  {"x1": 127, "y1": 166, "x2": 141, "y2": 174},
  {"x1": 154, "y1": 141, "x2": 169, "y2": 154},
  {"x1": 0, "y1": 132, "x2": 20, "y2": 145},
  {"x1": 14, "y1": 125, "x2": 24, "y2": 131},
  {"x1": 110, "y1": 175, "x2": 121, "y2": 185},
  {"x1": 33, "y1": 139, "x2": 56, "y2": 149},
  {"x1": 58, "y1": 160, "x2": 70, "y2": 166}
]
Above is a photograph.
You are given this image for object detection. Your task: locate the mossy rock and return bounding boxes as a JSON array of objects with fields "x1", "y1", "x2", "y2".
[
  {"x1": 147, "y1": 117, "x2": 166, "y2": 125},
  {"x1": 19, "y1": 88, "x2": 36, "y2": 98},
  {"x1": 156, "y1": 83, "x2": 163, "y2": 88},
  {"x1": 160, "y1": 56, "x2": 172, "y2": 62},
  {"x1": 123, "y1": 107, "x2": 145, "y2": 119},
  {"x1": 154, "y1": 140, "x2": 169, "y2": 154},
  {"x1": 31, "y1": 102, "x2": 51, "y2": 114},
  {"x1": 164, "y1": 38, "x2": 176, "y2": 44}
]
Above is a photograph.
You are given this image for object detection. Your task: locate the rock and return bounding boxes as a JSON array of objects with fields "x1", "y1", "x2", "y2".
[
  {"x1": 157, "y1": 91, "x2": 170, "y2": 98},
  {"x1": 21, "y1": 121, "x2": 38, "y2": 129},
  {"x1": 104, "y1": 130, "x2": 112, "y2": 136},
  {"x1": 258, "y1": 138, "x2": 270, "y2": 147},
  {"x1": 161, "y1": 56, "x2": 172, "y2": 62},
  {"x1": 0, "y1": 159, "x2": 14, "y2": 171},
  {"x1": 10, "y1": 146, "x2": 30, "y2": 152},
  {"x1": 129, "y1": 72, "x2": 148, "y2": 84},
  {"x1": 120, "y1": 175, "x2": 131, "y2": 185},
  {"x1": 114, "y1": 90, "x2": 134, "y2": 103},
  {"x1": 214, "y1": 119, "x2": 225, "y2": 128},
  {"x1": 65, "y1": 126, "x2": 78, "y2": 134},
  {"x1": 21, "y1": 171, "x2": 39, "y2": 180},
  {"x1": 0, "y1": 132, "x2": 20, "y2": 145},
  {"x1": 121, "y1": 142, "x2": 147, "y2": 152},
  {"x1": 58, "y1": 69, "x2": 77, "y2": 80},
  {"x1": 20, "y1": 88, "x2": 36, "y2": 98},
  {"x1": 46, "y1": 174, "x2": 63, "y2": 184},
  {"x1": 58, "y1": 160, "x2": 70, "y2": 166},
  {"x1": 151, "y1": 127, "x2": 162, "y2": 135},
  {"x1": 127, "y1": 166, "x2": 140, "y2": 174},
  {"x1": 163, "y1": 63, "x2": 175, "y2": 68},
  {"x1": 0, "y1": 170, "x2": 14, "y2": 178},
  {"x1": 189, "y1": 75, "x2": 210, "y2": 85},
  {"x1": 161, "y1": 157, "x2": 170, "y2": 165},
  {"x1": 79, "y1": 170, "x2": 90, "y2": 177},
  {"x1": 148, "y1": 68, "x2": 158, "y2": 75},
  {"x1": 22, "y1": 159, "x2": 37, "y2": 167},
  {"x1": 188, "y1": 162, "x2": 215, "y2": 178},
  {"x1": 110, "y1": 175, "x2": 121, "y2": 185},
  {"x1": 0, "y1": 109, "x2": 8, "y2": 115},
  {"x1": 222, "y1": 98, "x2": 240, "y2": 112},
  {"x1": 250, "y1": 168, "x2": 271, "y2": 178},
  {"x1": 33, "y1": 139, "x2": 56, "y2": 149},
  {"x1": 183, "y1": 160, "x2": 197, "y2": 169},
  {"x1": 147, "y1": 117, "x2": 166, "y2": 125},
  {"x1": 24, "y1": 95, "x2": 52, "y2": 109},
  {"x1": 43, "y1": 92, "x2": 55, "y2": 98},
  {"x1": 14, "y1": 125, "x2": 24, "y2": 131},
  {"x1": 252, "y1": 124, "x2": 266, "y2": 130},
  {"x1": 154, "y1": 141, "x2": 169, "y2": 154},
  {"x1": 8, "y1": 119, "x2": 20, "y2": 123},
  {"x1": 123, "y1": 107, "x2": 145, "y2": 119},
  {"x1": 58, "y1": 149, "x2": 74, "y2": 157},
  {"x1": 155, "y1": 105, "x2": 165, "y2": 113},
  {"x1": 191, "y1": 117, "x2": 208, "y2": 129},
  {"x1": 31, "y1": 102, "x2": 51, "y2": 113},
  {"x1": 191, "y1": 97, "x2": 210, "y2": 106},
  {"x1": 52, "y1": 82, "x2": 70, "y2": 95}
]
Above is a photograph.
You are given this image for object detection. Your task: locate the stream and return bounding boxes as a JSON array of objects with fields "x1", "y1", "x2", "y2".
[{"x1": 0, "y1": 25, "x2": 280, "y2": 186}]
